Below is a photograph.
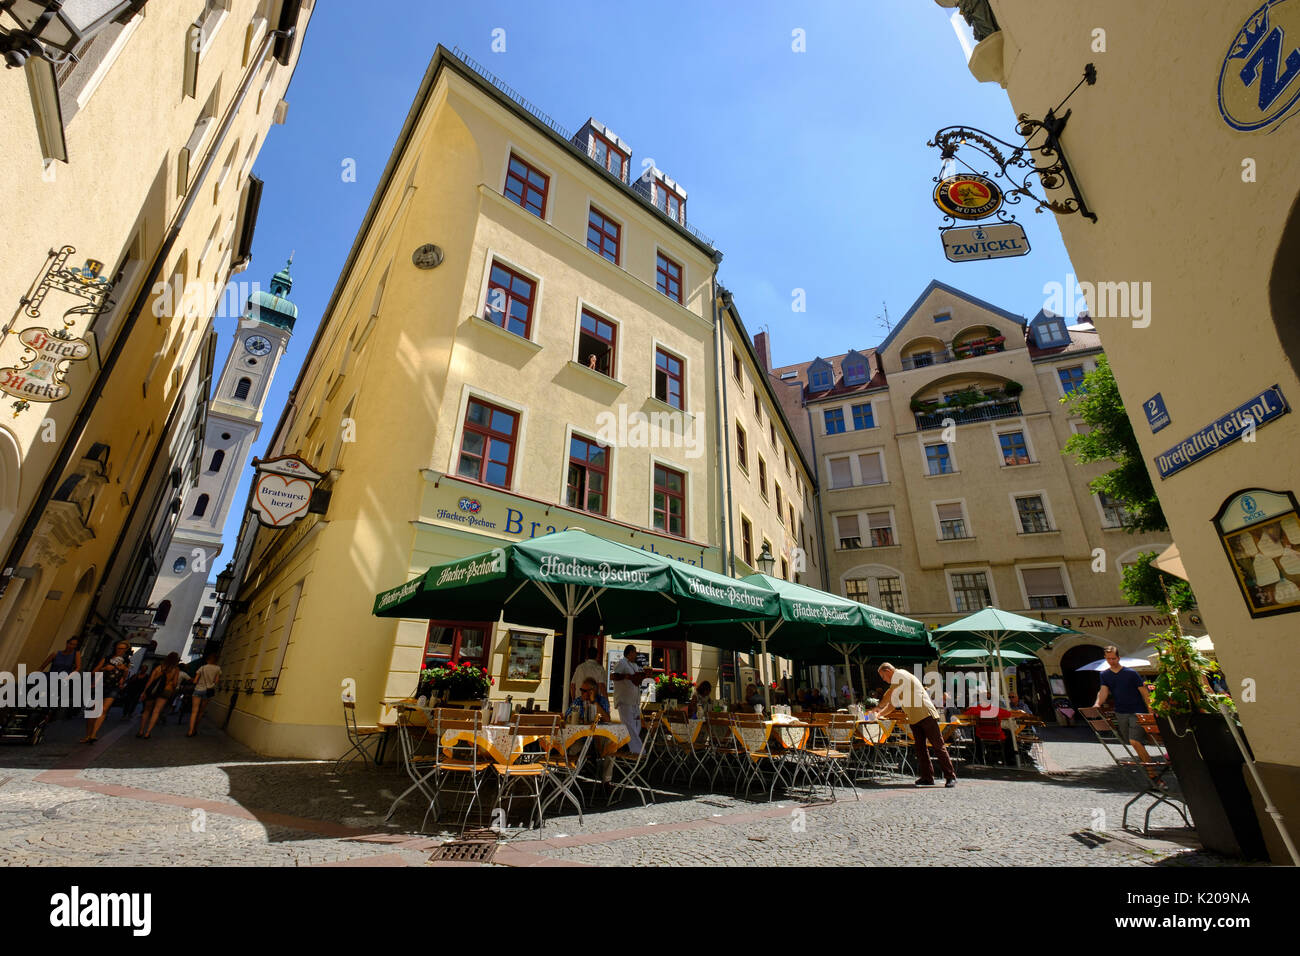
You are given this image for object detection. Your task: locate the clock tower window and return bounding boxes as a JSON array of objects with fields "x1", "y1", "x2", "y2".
[{"x1": 234, "y1": 377, "x2": 252, "y2": 400}]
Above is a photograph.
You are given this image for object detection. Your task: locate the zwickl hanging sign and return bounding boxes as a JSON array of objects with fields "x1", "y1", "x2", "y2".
[{"x1": 932, "y1": 173, "x2": 1004, "y2": 221}]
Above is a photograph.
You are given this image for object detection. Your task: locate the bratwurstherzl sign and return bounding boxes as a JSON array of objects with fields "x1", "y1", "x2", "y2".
[{"x1": 248, "y1": 455, "x2": 324, "y2": 528}]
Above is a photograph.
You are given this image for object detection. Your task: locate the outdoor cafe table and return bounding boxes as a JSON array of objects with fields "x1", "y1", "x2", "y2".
[{"x1": 556, "y1": 721, "x2": 632, "y2": 756}]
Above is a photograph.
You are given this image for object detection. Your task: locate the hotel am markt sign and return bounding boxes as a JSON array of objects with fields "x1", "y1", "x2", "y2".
[
  {"x1": 1154, "y1": 385, "x2": 1289, "y2": 479},
  {"x1": 248, "y1": 455, "x2": 324, "y2": 528}
]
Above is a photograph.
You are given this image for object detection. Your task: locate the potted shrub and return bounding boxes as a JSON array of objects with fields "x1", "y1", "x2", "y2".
[
  {"x1": 418, "y1": 661, "x2": 494, "y2": 702},
  {"x1": 1147, "y1": 629, "x2": 1268, "y2": 859},
  {"x1": 1003, "y1": 380, "x2": 1024, "y2": 398}
]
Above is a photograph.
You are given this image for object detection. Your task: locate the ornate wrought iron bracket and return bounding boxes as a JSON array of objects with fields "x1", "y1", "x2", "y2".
[{"x1": 929, "y1": 63, "x2": 1098, "y2": 225}]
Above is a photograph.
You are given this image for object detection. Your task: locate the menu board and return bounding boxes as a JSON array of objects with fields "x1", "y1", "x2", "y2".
[
  {"x1": 1214, "y1": 489, "x2": 1300, "y2": 618},
  {"x1": 506, "y1": 631, "x2": 545, "y2": 681}
]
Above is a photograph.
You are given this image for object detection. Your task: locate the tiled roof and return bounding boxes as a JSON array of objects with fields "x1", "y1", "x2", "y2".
[{"x1": 771, "y1": 349, "x2": 887, "y2": 402}]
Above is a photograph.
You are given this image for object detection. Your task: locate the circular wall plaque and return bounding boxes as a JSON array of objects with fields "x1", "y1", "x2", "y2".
[
  {"x1": 933, "y1": 173, "x2": 1003, "y2": 220},
  {"x1": 412, "y1": 244, "x2": 444, "y2": 269}
]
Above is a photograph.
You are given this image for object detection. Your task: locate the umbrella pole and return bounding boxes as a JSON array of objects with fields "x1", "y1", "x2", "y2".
[
  {"x1": 841, "y1": 648, "x2": 852, "y2": 705},
  {"x1": 760, "y1": 636, "x2": 771, "y2": 710},
  {"x1": 562, "y1": 584, "x2": 575, "y2": 706}
]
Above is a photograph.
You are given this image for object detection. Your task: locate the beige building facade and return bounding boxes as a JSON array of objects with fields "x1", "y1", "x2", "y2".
[
  {"x1": 942, "y1": 0, "x2": 1300, "y2": 862},
  {"x1": 772, "y1": 280, "x2": 1175, "y2": 705},
  {"x1": 212, "y1": 48, "x2": 821, "y2": 758},
  {"x1": 0, "y1": 0, "x2": 312, "y2": 670}
]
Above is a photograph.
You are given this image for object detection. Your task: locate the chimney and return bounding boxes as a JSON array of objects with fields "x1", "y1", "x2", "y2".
[{"x1": 753, "y1": 331, "x2": 771, "y2": 372}]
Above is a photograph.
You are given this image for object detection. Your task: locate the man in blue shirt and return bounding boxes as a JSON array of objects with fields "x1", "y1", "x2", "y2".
[
  {"x1": 564, "y1": 678, "x2": 610, "y2": 724},
  {"x1": 1093, "y1": 645, "x2": 1154, "y2": 764}
]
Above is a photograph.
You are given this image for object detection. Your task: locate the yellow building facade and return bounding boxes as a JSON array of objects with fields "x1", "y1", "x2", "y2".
[
  {"x1": 0, "y1": 0, "x2": 312, "y2": 670},
  {"x1": 944, "y1": 0, "x2": 1300, "y2": 859},
  {"x1": 213, "y1": 48, "x2": 820, "y2": 758},
  {"x1": 772, "y1": 281, "x2": 1175, "y2": 705}
]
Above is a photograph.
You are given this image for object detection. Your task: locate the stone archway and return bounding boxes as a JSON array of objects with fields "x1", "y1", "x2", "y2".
[{"x1": 1059, "y1": 643, "x2": 1104, "y2": 709}]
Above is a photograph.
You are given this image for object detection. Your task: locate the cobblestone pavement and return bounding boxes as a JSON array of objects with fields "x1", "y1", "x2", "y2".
[{"x1": 0, "y1": 713, "x2": 1250, "y2": 867}]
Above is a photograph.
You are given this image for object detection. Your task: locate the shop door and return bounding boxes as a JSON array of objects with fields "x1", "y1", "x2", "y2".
[{"x1": 1059, "y1": 644, "x2": 1104, "y2": 709}]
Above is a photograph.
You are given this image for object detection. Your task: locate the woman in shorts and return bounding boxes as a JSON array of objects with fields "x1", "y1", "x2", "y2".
[{"x1": 187, "y1": 651, "x2": 222, "y2": 737}]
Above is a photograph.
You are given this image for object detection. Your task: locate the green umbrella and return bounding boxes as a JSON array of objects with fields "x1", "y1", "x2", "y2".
[
  {"x1": 940, "y1": 648, "x2": 1039, "y2": 664},
  {"x1": 373, "y1": 529, "x2": 779, "y2": 690},
  {"x1": 932, "y1": 607, "x2": 1081, "y2": 701},
  {"x1": 681, "y1": 573, "x2": 930, "y2": 707}
]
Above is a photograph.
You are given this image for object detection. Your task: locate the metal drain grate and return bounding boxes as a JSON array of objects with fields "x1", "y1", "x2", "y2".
[{"x1": 429, "y1": 830, "x2": 500, "y2": 863}]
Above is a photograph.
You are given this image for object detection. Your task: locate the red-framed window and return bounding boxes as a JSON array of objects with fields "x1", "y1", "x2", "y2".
[
  {"x1": 504, "y1": 153, "x2": 548, "y2": 218},
  {"x1": 457, "y1": 398, "x2": 518, "y2": 488},
  {"x1": 484, "y1": 260, "x2": 536, "y2": 338},
  {"x1": 653, "y1": 464, "x2": 686, "y2": 538},
  {"x1": 736, "y1": 422, "x2": 748, "y2": 472},
  {"x1": 758, "y1": 457, "x2": 768, "y2": 501},
  {"x1": 591, "y1": 133, "x2": 628, "y2": 181},
  {"x1": 656, "y1": 252, "x2": 682, "y2": 303},
  {"x1": 654, "y1": 347, "x2": 684, "y2": 409},
  {"x1": 424, "y1": 622, "x2": 490, "y2": 669},
  {"x1": 655, "y1": 185, "x2": 684, "y2": 223},
  {"x1": 586, "y1": 206, "x2": 621, "y2": 264},
  {"x1": 741, "y1": 516, "x2": 754, "y2": 566},
  {"x1": 578, "y1": 309, "x2": 617, "y2": 376},
  {"x1": 651, "y1": 639, "x2": 686, "y2": 678},
  {"x1": 567, "y1": 434, "x2": 610, "y2": 516}
]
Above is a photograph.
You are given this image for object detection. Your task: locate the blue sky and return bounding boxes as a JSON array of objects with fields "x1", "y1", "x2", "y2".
[{"x1": 214, "y1": 0, "x2": 1078, "y2": 554}]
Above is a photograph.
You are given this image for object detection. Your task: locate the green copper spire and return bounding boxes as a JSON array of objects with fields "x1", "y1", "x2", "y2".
[{"x1": 246, "y1": 253, "x2": 298, "y2": 332}]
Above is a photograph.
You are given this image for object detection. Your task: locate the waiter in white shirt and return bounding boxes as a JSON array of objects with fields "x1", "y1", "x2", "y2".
[{"x1": 611, "y1": 644, "x2": 652, "y2": 754}]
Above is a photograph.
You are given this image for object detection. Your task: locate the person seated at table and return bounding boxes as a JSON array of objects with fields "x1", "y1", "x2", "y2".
[
  {"x1": 744, "y1": 683, "x2": 764, "y2": 709},
  {"x1": 1007, "y1": 692, "x2": 1030, "y2": 714},
  {"x1": 942, "y1": 691, "x2": 958, "y2": 722},
  {"x1": 807, "y1": 687, "x2": 826, "y2": 711},
  {"x1": 690, "y1": 680, "x2": 713, "y2": 717},
  {"x1": 564, "y1": 678, "x2": 610, "y2": 724},
  {"x1": 794, "y1": 688, "x2": 809, "y2": 711},
  {"x1": 569, "y1": 647, "x2": 607, "y2": 708}
]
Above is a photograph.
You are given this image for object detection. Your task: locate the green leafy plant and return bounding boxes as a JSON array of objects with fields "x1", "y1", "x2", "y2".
[
  {"x1": 1061, "y1": 355, "x2": 1167, "y2": 533},
  {"x1": 1146, "y1": 627, "x2": 1232, "y2": 717},
  {"x1": 1003, "y1": 379, "x2": 1023, "y2": 397},
  {"x1": 1121, "y1": 552, "x2": 1197, "y2": 613}
]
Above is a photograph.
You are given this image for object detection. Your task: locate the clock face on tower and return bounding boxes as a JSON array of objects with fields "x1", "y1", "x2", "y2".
[{"x1": 244, "y1": 335, "x2": 272, "y2": 357}]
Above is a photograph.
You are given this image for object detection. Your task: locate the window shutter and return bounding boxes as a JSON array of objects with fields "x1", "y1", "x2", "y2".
[
  {"x1": 937, "y1": 502, "x2": 964, "y2": 521},
  {"x1": 867, "y1": 511, "x2": 891, "y2": 530},
  {"x1": 829, "y1": 457, "x2": 852, "y2": 488},
  {"x1": 857, "y1": 452, "x2": 884, "y2": 485},
  {"x1": 1022, "y1": 567, "x2": 1065, "y2": 596},
  {"x1": 836, "y1": 514, "x2": 860, "y2": 538}
]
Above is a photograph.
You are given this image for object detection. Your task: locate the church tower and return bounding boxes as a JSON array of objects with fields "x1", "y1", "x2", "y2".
[{"x1": 147, "y1": 260, "x2": 298, "y2": 658}]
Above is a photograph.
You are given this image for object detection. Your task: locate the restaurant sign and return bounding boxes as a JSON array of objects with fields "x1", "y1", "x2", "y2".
[
  {"x1": 249, "y1": 455, "x2": 324, "y2": 528},
  {"x1": 1154, "y1": 385, "x2": 1288, "y2": 479},
  {"x1": 933, "y1": 173, "x2": 1003, "y2": 220},
  {"x1": 0, "y1": 327, "x2": 92, "y2": 405},
  {"x1": 422, "y1": 472, "x2": 720, "y2": 570},
  {"x1": 1214, "y1": 488, "x2": 1300, "y2": 618},
  {"x1": 940, "y1": 222, "x2": 1030, "y2": 262}
]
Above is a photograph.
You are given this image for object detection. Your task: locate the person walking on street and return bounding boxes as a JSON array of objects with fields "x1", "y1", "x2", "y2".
[
  {"x1": 1094, "y1": 645, "x2": 1155, "y2": 765},
  {"x1": 877, "y1": 662, "x2": 957, "y2": 788},
  {"x1": 188, "y1": 651, "x2": 222, "y2": 737},
  {"x1": 137, "y1": 653, "x2": 187, "y2": 739},
  {"x1": 82, "y1": 640, "x2": 132, "y2": 743}
]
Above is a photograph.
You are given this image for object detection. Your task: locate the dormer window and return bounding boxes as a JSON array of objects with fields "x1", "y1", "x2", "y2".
[
  {"x1": 655, "y1": 185, "x2": 684, "y2": 223},
  {"x1": 1034, "y1": 319, "x2": 1070, "y2": 348},
  {"x1": 842, "y1": 351, "x2": 869, "y2": 386},
  {"x1": 808, "y1": 359, "x2": 833, "y2": 392},
  {"x1": 591, "y1": 133, "x2": 628, "y2": 182}
]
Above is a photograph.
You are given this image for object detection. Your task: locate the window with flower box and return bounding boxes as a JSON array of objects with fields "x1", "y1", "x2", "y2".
[{"x1": 424, "y1": 622, "x2": 490, "y2": 669}]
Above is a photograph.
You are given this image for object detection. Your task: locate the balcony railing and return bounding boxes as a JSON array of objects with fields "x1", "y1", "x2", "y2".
[
  {"x1": 900, "y1": 341, "x2": 1007, "y2": 370},
  {"x1": 915, "y1": 399, "x2": 1022, "y2": 430}
]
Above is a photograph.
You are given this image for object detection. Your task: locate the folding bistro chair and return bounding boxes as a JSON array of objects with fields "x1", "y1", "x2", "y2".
[
  {"x1": 974, "y1": 717, "x2": 1010, "y2": 766},
  {"x1": 335, "y1": 701, "x2": 386, "y2": 771},
  {"x1": 880, "y1": 719, "x2": 914, "y2": 776},
  {"x1": 805, "y1": 713, "x2": 859, "y2": 800},
  {"x1": 854, "y1": 719, "x2": 889, "y2": 781},
  {"x1": 704, "y1": 712, "x2": 745, "y2": 793},
  {"x1": 384, "y1": 705, "x2": 440, "y2": 825},
  {"x1": 1079, "y1": 707, "x2": 1190, "y2": 834},
  {"x1": 542, "y1": 719, "x2": 596, "y2": 824},
  {"x1": 609, "y1": 711, "x2": 661, "y2": 807},
  {"x1": 659, "y1": 710, "x2": 697, "y2": 786},
  {"x1": 494, "y1": 712, "x2": 558, "y2": 830},
  {"x1": 431, "y1": 709, "x2": 495, "y2": 832}
]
